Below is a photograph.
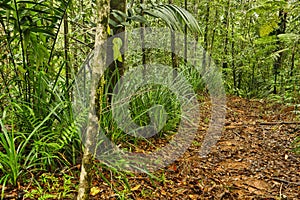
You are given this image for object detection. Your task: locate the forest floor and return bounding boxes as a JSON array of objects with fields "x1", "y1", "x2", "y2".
[
  {"x1": 3, "y1": 96, "x2": 300, "y2": 199},
  {"x1": 90, "y1": 96, "x2": 300, "y2": 200}
]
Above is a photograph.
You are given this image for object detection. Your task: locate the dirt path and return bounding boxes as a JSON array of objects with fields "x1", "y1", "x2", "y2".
[{"x1": 93, "y1": 96, "x2": 300, "y2": 199}]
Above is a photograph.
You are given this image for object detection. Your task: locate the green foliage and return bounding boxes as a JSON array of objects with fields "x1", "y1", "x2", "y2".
[
  {"x1": 0, "y1": 121, "x2": 21, "y2": 190},
  {"x1": 24, "y1": 173, "x2": 76, "y2": 199},
  {"x1": 128, "y1": 84, "x2": 181, "y2": 137},
  {"x1": 93, "y1": 162, "x2": 164, "y2": 199},
  {"x1": 98, "y1": 80, "x2": 181, "y2": 143},
  {"x1": 0, "y1": 0, "x2": 89, "y2": 194},
  {"x1": 0, "y1": 98, "x2": 82, "y2": 192},
  {"x1": 143, "y1": 4, "x2": 201, "y2": 34},
  {"x1": 1, "y1": 0, "x2": 300, "y2": 198},
  {"x1": 292, "y1": 137, "x2": 300, "y2": 154},
  {"x1": 109, "y1": 3, "x2": 201, "y2": 34}
]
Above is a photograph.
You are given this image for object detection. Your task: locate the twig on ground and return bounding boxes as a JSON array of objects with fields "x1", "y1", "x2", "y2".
[
  {"x1": 272, "y1": 177, "x2": 300, "y2": 186},
  {"x1": 258, "y1": 121, "x2": 300, "y2": 125}
]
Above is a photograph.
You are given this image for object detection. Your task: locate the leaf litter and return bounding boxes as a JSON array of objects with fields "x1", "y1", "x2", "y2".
[
  {"x1": 87, "y1": 96, "x2": 300, "y2": 199},
  {"x1": 3, "y1": 96, "x2": 300, "y2": 199}
]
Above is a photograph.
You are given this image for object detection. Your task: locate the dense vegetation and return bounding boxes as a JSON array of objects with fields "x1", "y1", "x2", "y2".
[{"x1": 0, "y1": 0, "x2": 299, "y2": 199}]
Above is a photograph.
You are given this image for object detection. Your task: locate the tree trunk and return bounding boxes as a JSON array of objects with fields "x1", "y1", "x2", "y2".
[
  {"x1": 106, "y1": 0, "x2": 126, "y2": 102},
  {"x1": 202, "y1": 0, "x2": 210, "y2": 72},
  {"x1": 222, "y1": 0, "x2": 231, "y2": 75},
  {"x1": 140, "y1": 0, "x2": 146, "y2": 66},
  {"x1": 231, "y1": 13, "x2": 236, "y2": 94},
  {"x1": 209, "y1": 9, "x2": 218, "y2": 67},
  {"x1": 192, "y1": 0, "x2": 199, "y2": 67},
  {"x1": 169, "y1": 0, "x2": 178, "y2": 73},
  {"x1": 184, "y1": 0, "x2": 188, "y2": 62},
  {"x1": 273, "y1": 9, "x2": 287, "y2": 94},
  {"x1": 77, "y1": 0, "x2": 110, "y2": 199}
]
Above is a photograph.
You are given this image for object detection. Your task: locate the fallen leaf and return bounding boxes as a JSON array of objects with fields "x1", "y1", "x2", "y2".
[
  {"x1": 161, "y1": 190, "x2": 167, "y2": 195},
  {"x1": 131, "y1": 185, "x2": 141, "y2": 191},
  {"x1": 90, "y1": 186, "x2": 101, "y2": 196}
]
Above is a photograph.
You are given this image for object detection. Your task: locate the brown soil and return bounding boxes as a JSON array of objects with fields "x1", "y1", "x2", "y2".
[{"x1": 91, "y1": 96, "x2": 300, "y2": 199}]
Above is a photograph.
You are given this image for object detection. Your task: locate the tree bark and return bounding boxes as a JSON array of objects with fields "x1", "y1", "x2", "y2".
[
  {"x1": 77, "y1": 0, "x2": 110, "y2": 199},
  {"x1": 106, "y1": 0, "x2": 127, "y2": 102},
  {"x1": 184, "y1": 0, "x2": 187, "y2": 62},
  {"x1": 273, "y1": 9, "x2": 287, "y2": 94},
  {"x1": 222, "y1": 0, "x2": 231, "y2": 75},
  {"x1": 202, "y1": 0, "x2": 210, "y2": 72},
  {"x1": 140, "y1": 0, "x2": 146, "y2": 66},
  {"x1": 169, "y1": 0, "x2": 178, "y2": 73}
]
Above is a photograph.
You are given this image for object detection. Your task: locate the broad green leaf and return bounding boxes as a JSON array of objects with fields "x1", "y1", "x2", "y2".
[
  {"x1": 129, "y1": 15, "x2": 148, "y2": 24},
  {"x1": 144, "y1": 4, "x2": 201, "y2": 34},
  {"x1": 112, "y1": 37, "x2": 123, "y2": 62}
]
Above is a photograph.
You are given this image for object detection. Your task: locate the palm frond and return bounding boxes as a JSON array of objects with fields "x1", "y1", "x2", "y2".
[{"x1": 144, "y1": 4, "x2": 201, "y2": 34}]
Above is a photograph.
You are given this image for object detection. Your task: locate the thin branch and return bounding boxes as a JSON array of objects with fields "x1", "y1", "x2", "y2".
[
  {"x1": 272, "y1": 177, "x2": 300, "y2": 186},
  {"x1": 258, "y1": 121, "x2": 300, "y2": 125}
]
